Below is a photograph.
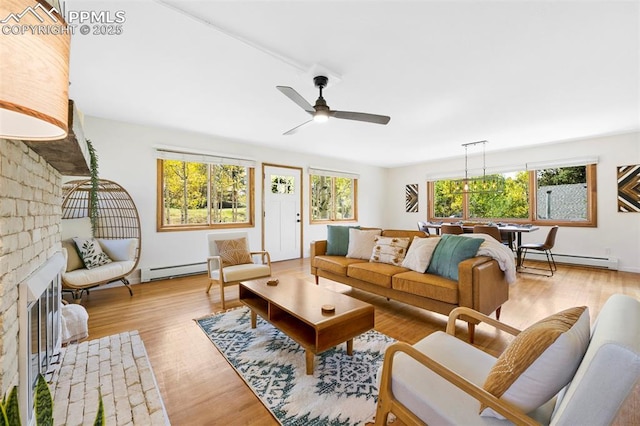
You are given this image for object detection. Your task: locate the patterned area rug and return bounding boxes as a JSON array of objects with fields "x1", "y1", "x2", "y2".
[{"x1": 196, "y1": 307, "x2": 395, "y2": 426}]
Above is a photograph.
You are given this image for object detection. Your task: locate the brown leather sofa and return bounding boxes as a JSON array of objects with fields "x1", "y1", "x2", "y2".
[{"x1": 310, "y1": 229, "x2": 509, "y2": 342}]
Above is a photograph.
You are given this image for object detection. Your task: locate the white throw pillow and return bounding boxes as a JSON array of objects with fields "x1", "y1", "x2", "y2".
[
  {"x1": 346, "y1": 229, "x2": 382, "y2": 260},
  {"x1": 401, "y1": 236, "x2": 441, "y2": 272},
  {"x1": 370, "y1": 236, "x2": 410, "y2": 266},
  {"x1": 97, "y1": 238, "x2": 138, "y2": 262},
  {"x1": 73, "y1": 237, "x2": 113, "y2": 269}
]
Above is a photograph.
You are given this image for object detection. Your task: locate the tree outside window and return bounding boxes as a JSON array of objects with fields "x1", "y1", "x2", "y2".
[
  {"x1": 310, "y1": 174, "x2": 357, "y2": 222},
  {"x1": 159, "y1": 159, "x2": 254, "y2": 230},
  {"x1": 428, "y1": 165, "x2": 595, "y2": 226}
]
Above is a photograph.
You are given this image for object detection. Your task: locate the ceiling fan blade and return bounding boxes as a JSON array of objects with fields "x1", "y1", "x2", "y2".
[
  {"x1": 331, "y1": 110, "x2": 390, "y2": 125},
  {"x1": 283, "y1": 119, "x2": 313, "y2": 135},
  {"x1": 276, "y1": 86, "x2": 315, "y2": 113}
]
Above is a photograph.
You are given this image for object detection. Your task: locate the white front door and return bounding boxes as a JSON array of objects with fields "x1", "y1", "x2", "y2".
[{"x1": 263, "y1": 165, "x2": 302, "y2": 261}]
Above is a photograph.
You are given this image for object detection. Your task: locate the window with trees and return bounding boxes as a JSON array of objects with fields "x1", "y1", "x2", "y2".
[
  {"x1": 428, "y1": 164, "x2": 596, "y2": 226},
  {"x1": 310, "y1": 172, "x2": 357, "y2": 223},
  {"x1": 158, "y1": 159, "x2": 254, "y2": 230}
]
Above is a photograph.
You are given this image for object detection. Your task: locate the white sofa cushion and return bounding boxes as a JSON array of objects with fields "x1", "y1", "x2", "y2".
[
  {"x1": 210, "y1": 263, "x2": 271, "y2": 282},
  {"x1": 63, "y1": 260, "x2": 135, "y2": 286},
  {"x1": 550, "y1": 294, "x2": 640, "y2": 425},
  {"x1": 97, "y1": 238, "x2": 138, "y2": 262}
]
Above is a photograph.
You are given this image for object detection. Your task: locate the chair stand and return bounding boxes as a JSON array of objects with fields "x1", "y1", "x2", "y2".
[
  {"x1": 121, "y1": 277, "x2": 134, "y2": 296},
  {"x1": 518, "y1": 247, "x2": 557, "y2": 276}
]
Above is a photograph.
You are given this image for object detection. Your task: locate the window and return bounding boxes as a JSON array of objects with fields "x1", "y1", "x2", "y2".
[
  {"x1": 158, "y1": 159, "x2": 254, "y2": 230},
  {"x1": 428, "y1": 164, "x2": 596, "y2": 227},
  {"x1": 310, "y1": 173, "x2": 357, "y2": 222}
]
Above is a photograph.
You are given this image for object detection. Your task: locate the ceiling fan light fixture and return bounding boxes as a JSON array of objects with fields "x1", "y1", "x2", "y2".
[{"x1": 313, "y1": 110, "x2": 329, "y2": 123}]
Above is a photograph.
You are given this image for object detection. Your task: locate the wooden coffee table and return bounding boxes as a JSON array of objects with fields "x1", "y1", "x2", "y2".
[{"x1": 239, "y1": 277, "x2": 375, "y2": 375}]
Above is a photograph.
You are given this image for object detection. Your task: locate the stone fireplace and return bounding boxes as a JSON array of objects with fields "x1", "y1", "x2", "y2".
[{"x1": 0, "y1": 135, "x2": 88, "y2": 422}]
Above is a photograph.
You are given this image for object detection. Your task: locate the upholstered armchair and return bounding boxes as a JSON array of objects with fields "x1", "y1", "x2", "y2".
[
  {"x1": 206, "y1": 232, "x2": 272, "y2": 309},
  {"x1": 375, "y1": 294, "x2": 639, "y2": 425}
]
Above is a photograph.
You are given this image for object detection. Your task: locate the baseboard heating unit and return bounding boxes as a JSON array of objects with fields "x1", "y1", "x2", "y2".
[
  {"x1": 141, "y1": 262, "x2": 208, "y2": 282},
  {"x1": 524, "y1": 253, "x2": 619, "y2": 270}
]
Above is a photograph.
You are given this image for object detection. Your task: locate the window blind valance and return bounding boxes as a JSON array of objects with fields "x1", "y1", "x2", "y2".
[
  {"x1": 308, "y1": 167, "x2": 359, "y2": 179},
  {"x1": 526, "y1": 157, "x2": 598, "y2": 170},
  {"x1": 155, "y1": 145, "x2": 256, "y2": 168}
]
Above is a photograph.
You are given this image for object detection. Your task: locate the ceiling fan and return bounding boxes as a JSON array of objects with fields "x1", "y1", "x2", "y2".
[{"x1": 276, "y1": 76, "x2": 391, "y2": 135}]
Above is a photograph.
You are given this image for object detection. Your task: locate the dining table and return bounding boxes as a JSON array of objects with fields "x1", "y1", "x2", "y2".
[{"x1": 424, "y1": 222, "x2": 540, "y2": 248}]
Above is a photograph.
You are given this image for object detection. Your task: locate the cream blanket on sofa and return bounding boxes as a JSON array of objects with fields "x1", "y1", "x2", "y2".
[{"x1": 460, "y1": 233, "x2": 517, "y2": 284}]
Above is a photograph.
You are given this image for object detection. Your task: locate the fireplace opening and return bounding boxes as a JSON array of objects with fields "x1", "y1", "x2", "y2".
[{"x1": 19, "y1": 252, "x2": 65, "y2": 425}]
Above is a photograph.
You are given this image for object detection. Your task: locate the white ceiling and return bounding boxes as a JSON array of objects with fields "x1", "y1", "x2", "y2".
[{"x1": 67, "y1": 0, "x2": 639, "y2": 167}]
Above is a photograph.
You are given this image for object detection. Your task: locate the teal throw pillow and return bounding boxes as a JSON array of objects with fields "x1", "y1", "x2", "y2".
[
  {"x1": 427, "y1": 234, "x2": 483, "y2": 281},
  {"x1": 326, "y1": 225, "x2": 360, "y2": 256}
]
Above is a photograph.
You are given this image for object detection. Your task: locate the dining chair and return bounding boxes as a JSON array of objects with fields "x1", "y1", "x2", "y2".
[
  {"x1": 472, "y1": 225, "x2": 502, "y2": 242},
  {"x1": 206, "y1": 232, "x2": 272, "y2": 309},
  {"x1": 441, "y1": 224, "x2": 464, "y2": 235},
  {"x1": 416, "y1": 221, "x2": 430, "y2": 236},
  {"x1": 517, "y1": 226, "x2": 559, "y2": 276}
]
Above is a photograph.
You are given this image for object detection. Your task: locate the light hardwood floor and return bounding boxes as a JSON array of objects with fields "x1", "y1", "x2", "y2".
[{"x1": 74, "y1": 259, "x2": 640, "y2": 425}]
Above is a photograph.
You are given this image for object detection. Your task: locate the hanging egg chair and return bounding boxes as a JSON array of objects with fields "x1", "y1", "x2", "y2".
[{"x1": 61, "y1": 179, "x2": 141, "y2": 300}]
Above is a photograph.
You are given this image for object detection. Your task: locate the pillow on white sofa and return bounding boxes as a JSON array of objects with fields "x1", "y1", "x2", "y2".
[
  {"x1": 97, "y1": 238, "x2": 138, "y2": 262},
  {"x1": 347, "y1": 229, "x2": 382, "y2": 260},
  {"x1": 480, "y1": 306, "x2": 590, "y2": 418}
]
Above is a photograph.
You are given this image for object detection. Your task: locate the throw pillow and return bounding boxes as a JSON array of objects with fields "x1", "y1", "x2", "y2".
[
  {"x1": 73, "y1": 237, "x2": 113, "y2": 269},
  {"x1": 97, "y1": 238, "x2": 138, "y2": 262},
  {"x1": 426, "y1": 234, "x2": 483, "y2": 281},
  {"x1": 215, "y1": 238, "x2": 253, "y2": 267},
  {"x1": 62, "y1": 239, "x2": 84, "y2": 272},
  {"x1": 326, "y1": 225, "x2": 360, "y2": 256},
  {"x1": 370, "y1": 236, "x2": 410, "y2": 266},
  {"x1": 480, "y1": 306, "x2": 590, "y2": 418},
  {"x1": 401, "y1": 236, "x2": 441, "y2": 273},
  {"x1": 347, "y1": 228, "x2": 382, "y2": 260}
]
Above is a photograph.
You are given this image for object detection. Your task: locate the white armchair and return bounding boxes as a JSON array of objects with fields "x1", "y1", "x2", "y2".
[
  {"x1": 375, "y1": 294, "x2": 640, "y2": 425},
  {"x1": 206, "y1": 232, "x2": 271, "y2": 310}
]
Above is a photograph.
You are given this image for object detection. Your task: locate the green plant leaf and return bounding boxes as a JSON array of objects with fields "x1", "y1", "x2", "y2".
[
  {"x1": 4, "y1": 387, "x2": 21, "y2": 426},
  {"x1": 86, "y1": 139, "x2": 100, "y2": 234},
  {"x1": 93, "y1": 388, "x2": 105, "y2": 426},
  {"x1": 35, "y1": 374, "x2": 53, "y2": 426},
  {"x1": 0, "y1": 402, "x2": 8, "y2": 426}
]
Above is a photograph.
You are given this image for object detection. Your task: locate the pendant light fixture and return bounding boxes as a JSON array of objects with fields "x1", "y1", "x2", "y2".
[
  {"x1": 450, "y1": 140, "x2": 504, "y2": 194},
  {"x1": 0, "y1": 0, "x2": 71, "y2": 140}
]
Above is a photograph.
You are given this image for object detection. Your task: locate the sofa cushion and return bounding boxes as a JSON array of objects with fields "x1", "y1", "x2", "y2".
[
  {"x1": 63, "y1": 260, "x2": 135, "y2": 286},
  {"x1": 62, "y1": 239, "x2": 84, "y2": 272},
  {"x1": 347, "y1": 228, "x2": 382, "y2": 260},
  {"x1": 370, "y1": 236, "x2": 410, "y2": 266},
  {"x1": 73, "y1": 237, "x2": 113, "y2": 269},
  {"x1": 401, "y1": 236, "x2": 441, "y2": 273},
  {"x1": 392, "y1": 271, "x2": 459, "y2": 304},
  {"x1": 481, "y1": 306, "x2": 590, "y2": 418},
  {"x1": 347, "y1": 262, "x2": 409, "y2": 288},
  {"x1": 326, "y1": 225, "x2": 360, "y2": 256},
  {"x1": 215, "y1": 237, "x2": 253, "y2": 266},
  {"x1": 313, "y1": 256, "x2": 366, "y2": 277},
  {"x1": 97, "y1": 238, "x2": 138, "y2": 262},
  {"x1": 427, "y1": 235, "x2": 483, "y2": 281}
]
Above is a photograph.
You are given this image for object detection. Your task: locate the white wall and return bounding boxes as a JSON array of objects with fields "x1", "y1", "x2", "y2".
[
  {"x1": 81, "y1": 116, "x2": 387, "y2": 278},
  {"x1": 384, "y1": 132, "x2": 640, "y2": 273}
]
